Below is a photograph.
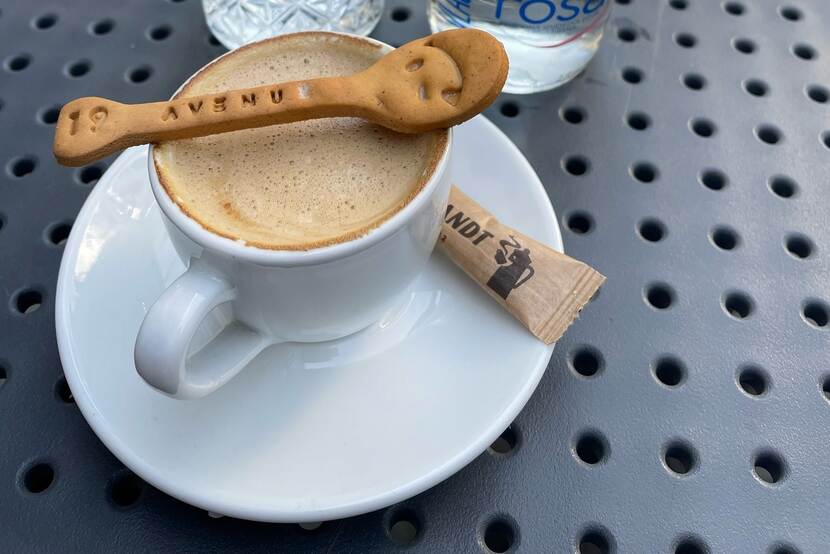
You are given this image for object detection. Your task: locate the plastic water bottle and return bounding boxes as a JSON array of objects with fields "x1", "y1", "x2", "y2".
[
  {"x1": 428, "y1": 0, "x2": 611, "y2": 94},
  {"x1": 203, "y1": 0, "x2": 385, "y2": 50}
]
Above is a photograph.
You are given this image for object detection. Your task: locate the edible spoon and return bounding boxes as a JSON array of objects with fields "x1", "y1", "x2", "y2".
[{"x1": 53, "y1": 29, "x2": 508, "y2": 167}]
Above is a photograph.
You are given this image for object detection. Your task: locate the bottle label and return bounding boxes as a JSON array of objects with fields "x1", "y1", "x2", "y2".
[{"x1": 435, "y1": 0, "x2": 610, "y2": 47}]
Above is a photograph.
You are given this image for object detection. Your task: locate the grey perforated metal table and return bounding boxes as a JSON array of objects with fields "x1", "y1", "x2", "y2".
[{"x1": 2, "y1": 0, "x2": 829, "y2": 552}]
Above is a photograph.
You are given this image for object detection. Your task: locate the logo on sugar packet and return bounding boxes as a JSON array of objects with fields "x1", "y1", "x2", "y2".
[{"x1": 442, "y1": 201, "x2": 536, "y2": 300}]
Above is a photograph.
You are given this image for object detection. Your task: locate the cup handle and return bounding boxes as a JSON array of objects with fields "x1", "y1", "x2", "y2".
[{"x1": 134, "y1": 260, "x2": 270, "y2": 399}]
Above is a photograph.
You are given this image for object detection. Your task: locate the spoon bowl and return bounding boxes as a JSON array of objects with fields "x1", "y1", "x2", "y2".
[{"x1": 357, "y1": 29, "x2": 508, "y2": 132}]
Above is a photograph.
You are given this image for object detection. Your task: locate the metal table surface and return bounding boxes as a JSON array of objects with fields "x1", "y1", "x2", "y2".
[{"x1": 2, "y1": 0, "x2": 829, "y2": 552}]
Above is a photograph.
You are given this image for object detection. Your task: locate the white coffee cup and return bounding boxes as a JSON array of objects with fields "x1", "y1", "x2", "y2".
[{"x1": 134, "y1": 35, "x2": 453, "y2": 400}]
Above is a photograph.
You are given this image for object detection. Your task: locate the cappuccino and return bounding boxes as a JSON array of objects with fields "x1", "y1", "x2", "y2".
[{"x1": 153, "y1": 33, "x2": 447, "y2": 250}]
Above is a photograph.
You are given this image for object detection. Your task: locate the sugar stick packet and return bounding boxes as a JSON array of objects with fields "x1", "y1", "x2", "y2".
[{"x1": 437, "y1": 186, "x2": 605, "y2": 344}]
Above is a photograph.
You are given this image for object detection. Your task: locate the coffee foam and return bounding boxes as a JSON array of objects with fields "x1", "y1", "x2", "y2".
[{"x1": 153, "y1": 33, "x2": 447, "y2": 250}]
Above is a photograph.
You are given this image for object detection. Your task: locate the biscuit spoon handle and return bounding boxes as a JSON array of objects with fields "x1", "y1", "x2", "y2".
[{"x1": 53, "y1": 29, "x2": 508, "y2": 167}]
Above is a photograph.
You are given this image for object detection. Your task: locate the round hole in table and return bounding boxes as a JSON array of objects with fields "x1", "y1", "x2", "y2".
[
  {"x1": 682, "y1": 73, "x2": 706, "y2": 90},
  {"x1": 631, "y1": 162, "x2": 658, "y2": 183},
  {"x1": 38, "y1": 104, "x2": 62, "y2": 125},
  {"x1": 793, "y1": 43, "x2": 817, "y2": 60},
  {"x1": 108, "y1": 470, "x2": 145, "y2": 508},
  {"x1": 8, "y1": 155, "x2": 37, "y2": 178},
  {"x1": 821, "y1": 376, "x2": 830, "y2": 404},
  {"x1": 779, "y1": 5, "x2": 803, "y2": 21},
  {"x1": 785, "y1": 234, "x2": 814, "y2": 259},
  {"x1": 690, "y1": 118, "x2": 716, "y2": 138},
  {"x1": 574, "y1": 431, "x2": 608, "y2": 465},
  {"x1": 806, "y1": 84, "x2": 828, "y2": 103},
  {"x1": 755, "y1": 124, "x2": 782, "y2": 145},
  {"x1": 45, "y1": 221, "x2": 72, "y2": 247},
  {"x1": 578, "y1": 527, "x2": 614, "y2": 554},
  {"x1": 744, "y1": 79, "x2": 769, "y2": 97},
  {"x1": 570, "y1": 346, "x2": 604, "y2": 377},
  {"x1": 33, "y1": 13, "x2": 58, "y2": 30},
  {"x1": 802, "y1": 300, "x2": 829, "y2": 329},
  {"x1": 699, "y1": 169, "x2": 728, "y2": 191},
  {"x1": 627, "y1": 111, "x2": 651, "y2": 130},
  {"x1": 711, "y1": 226, "x2": 740, "y2": 251},
  {"x1": 21, "y1": 462, "x2": 55, "y2": 494},
  {"x1": 771, "y1": 544, "x2": 802, "y2": 554},
  {"x1": 622, "y1": 66, "x2": 644, "y2": 84},
  {"x1": 737, "y1": 365, "x2": 769, "y2": 397},
  {"x1": 148, "y1": 24, "x2": 173, "y2": 41},
  {"x1": 561, "y1": 105, "x2": 586, "y2": 124},
  {"x1": 386, "y1": 507, "x2": 421, "y2": 545},
  {"x1": 481, "y1": 516, "x2": 518, "y2": 553},
  {"x1": 11, "y1": 288, "x2": 42, "y2": 315},
  {"x1": 654, "y1": 356, "x2": 686, "y2": 387},
  {"x1": 618, "y1": 27, "x2": 637, "y2": 42},
  {"x1": 55, "y1": 376, "x2": 75, "y2": 403},
  {"x1": 5, "y1": 53, "x2": 32, "y2": 72},
  {"x1": 663, "y1": 441, "x2": 698, "y2": 476},
  {"x1": 733, "y1": 38, "x2": 756, "y2": 54},
  {"x1": 675, "y1": 32, "x2": 696, "y2": 48},
  {"x1": 563, "y1": 155, "x2": 590, "y2": 176},
  {"x1": 390, "y1": 7, "x2": 411, "y2": 22},
  {"x1": 500, "y1": 101, "x2": 519, "y2": 117},
  {"x1": 566, "y1": 211, "x2": 594, "y2": 235},
  {"x1": 77, "y1": 164, "x2": 104, "y2": 185},
  {"x1": 723, "y1": 291, "x2": 754, "y2": 320},
  {"x1": 723, "y1": 1, "x2": 745, "y2": 15},
  {"x1": 752, "y1": 450, "x2": 786, "y2": 485},
  {"x1": 90, "y1": 18, "x2": 115, "y2": 35},
  {"x1": 489, "y1": 425, "x2": 519, "y2": 455},
  {"x1": 66, "y1": 60, "x2": 92, "y2": 78},
  {"x1": 638, "y1": 218, "x2": 666, "y2": 242},
  {"x1": 645, "y1": 283, "x2": 674, "y2": 310},
  {"x1": 675, "y1": 535, "x2": 710, "y2": 554},
  {"x1": 127, "y1": 65, "x2": 153, "y2": 83},
  {"x1": 769, "y1": 175, "x2": 798, "y2": 198}
]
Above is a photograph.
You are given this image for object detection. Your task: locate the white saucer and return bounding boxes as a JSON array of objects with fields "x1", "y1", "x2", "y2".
[{"x1": 56, "y1": 115, "x2": 562, "y2": 523}]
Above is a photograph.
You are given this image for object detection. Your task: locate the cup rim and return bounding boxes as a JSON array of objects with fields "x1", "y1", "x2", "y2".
[{"x1": 148, "y1": 31, "x2": 452, "y2": 267}]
